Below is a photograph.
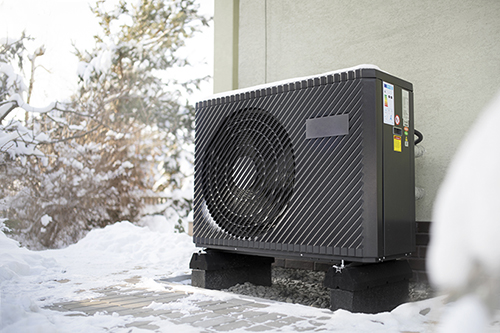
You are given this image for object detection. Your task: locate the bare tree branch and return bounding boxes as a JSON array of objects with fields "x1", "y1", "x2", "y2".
[
  {"x1": 0, "y1": 100, "x2": 19, "y2": 123},
  {"x1": 37, "y1": 124, "x2": 102, "y2": 145}
]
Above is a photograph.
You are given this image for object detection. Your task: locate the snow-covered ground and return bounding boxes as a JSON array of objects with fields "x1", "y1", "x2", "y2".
[
  {"x1": 0, "y1": 216, "x2": 196, "y2": 332},
  {"x1": 0, "y1": 214, "x2": 498, "y2": 332}
]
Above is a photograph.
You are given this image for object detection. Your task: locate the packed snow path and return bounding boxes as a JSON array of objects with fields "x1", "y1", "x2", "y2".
[
  {"x1": 45, "y1": 281, "x2": 441, "y2": 333},
  {"x1": 47, "y1": 284, "x2": 330, "y2": 332}
]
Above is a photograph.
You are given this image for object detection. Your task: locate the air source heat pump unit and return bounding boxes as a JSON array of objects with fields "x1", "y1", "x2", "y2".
[{"x1": 194, "y1": 66, "x2": 415, "y2": 263}]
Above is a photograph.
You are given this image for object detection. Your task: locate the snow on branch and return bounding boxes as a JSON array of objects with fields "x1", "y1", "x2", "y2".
[
  {"x1": 0, "y1": 119, "x2": 44, "y2": 158},
  {"x1": 12, "y1": 94, "x2": 56, "y2": 113},
  {"x1": 0, "y1": 94, "x2": 56, "y2": 120}
]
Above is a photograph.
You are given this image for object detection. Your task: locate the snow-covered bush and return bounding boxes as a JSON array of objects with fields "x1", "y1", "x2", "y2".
[
  {"x1": 428, "y1": 91, "x2": 500, "y2": 332},
  {"x1": 0, "y1": 0, "x2": 208, "y2": 249}
]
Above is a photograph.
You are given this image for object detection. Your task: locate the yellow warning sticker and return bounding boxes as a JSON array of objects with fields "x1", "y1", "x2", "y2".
[{"x1": 394, "y1": 135, "x2": 402, "y2": 152}]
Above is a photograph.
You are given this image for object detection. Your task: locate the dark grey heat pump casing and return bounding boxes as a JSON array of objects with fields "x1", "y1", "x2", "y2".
[{"x1": 193, "y1": 68, "x2": 415, "y2": 263}]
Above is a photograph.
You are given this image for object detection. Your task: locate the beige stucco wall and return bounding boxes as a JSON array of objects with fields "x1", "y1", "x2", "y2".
[
  {"x1": 213, "y1": 0, "x2": 239, "y2": 93},
  {"x1": 214, "y1": 0, "x2": 500, "y2": 221}
]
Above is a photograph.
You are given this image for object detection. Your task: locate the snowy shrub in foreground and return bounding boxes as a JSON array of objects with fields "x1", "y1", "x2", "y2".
[{"x1": 428, "y1": 90, "x2": 500, "y2": 332}]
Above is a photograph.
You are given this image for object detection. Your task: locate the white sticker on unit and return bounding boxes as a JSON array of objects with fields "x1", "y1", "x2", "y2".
[
  {"x1": 402, "y1": 89, "x2": 410, "y2": 127},
  {"x1": 383, "y1": 82, "x2": 394, "y2": 125}
]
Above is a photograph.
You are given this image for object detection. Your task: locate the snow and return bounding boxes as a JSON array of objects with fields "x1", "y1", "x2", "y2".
[
  {"x1": 436, "y1": 295, "x2": 490, "y2": 333},
  {"x1": 40, "y1": 215, "x2": 52, "y2": 227},
  {"x1": 428, "y1": 90, "x2": 500, "y2": 288},
  {"x1": 145, "y1": 294, "x2": 216, "y2": 315},
  {"x1": 0, "y1": 216, "x2": 493, "y2": 332},
  {"x1": 0, "y1": 120, "x2": 45, "y2": 158},
  {"x1": 0, "y1": 214, "x2": 498, "y2": 332},
  {"x1": 78, "y1": 43, "x2": 115, "y2": 86},
  {"x1": 0, "y1": 103, "x2": 13, "y2": 120},
  {"x1": 204, "y1": 64, "x2": 383, "y2": 101},
  {"x1": 0, "y1": 63, "x2": 26, "y2": 93},
  {"x1": 427, "y1": 91, "x2": 500, "y2": 331},
  {"x1": 0, "y1": 216, "x2": 197, "y2": 332},
  {"x1": 7, "y1": 94, "x2": 57, "y2": 114},
  {"x1": 0, "y1": 57, "x2": 56, "y2": 116}
]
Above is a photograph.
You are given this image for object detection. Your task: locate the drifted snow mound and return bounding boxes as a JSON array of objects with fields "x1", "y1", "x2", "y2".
[
  {"x1": 0, "y1": 217, "x2": 197, "y2": 332},
  {"x1": 428, "y1": 91, "x2": 500, "y2": 332}
]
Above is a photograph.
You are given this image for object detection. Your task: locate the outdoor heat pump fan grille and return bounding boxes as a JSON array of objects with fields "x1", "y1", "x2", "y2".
[
  {"x1": 202, "y1": 109, "x2": 295, "y2": 238},
  {"x1": 194, "y1": 67, "x2": 416, "y2": 263}
]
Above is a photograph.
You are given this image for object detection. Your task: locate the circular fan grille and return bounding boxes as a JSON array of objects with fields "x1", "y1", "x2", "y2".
[{"x1": 202, "y1": 108, "x2": 295, "y2": 239}]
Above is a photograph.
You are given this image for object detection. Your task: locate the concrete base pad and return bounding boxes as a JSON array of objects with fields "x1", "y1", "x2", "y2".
[
  {"x1": 324, "y1": 260, "x2": 413, "y2": 313},
  {"x1": 190, "y1": 250, "x2": 274, "y2": 290},
  {"x1": 329, "y1": 279, "x2": 410, "y2": 313}
]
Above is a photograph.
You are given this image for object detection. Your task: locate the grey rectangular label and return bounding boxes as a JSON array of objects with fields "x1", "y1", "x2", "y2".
[{"x1": 306, "y1": 114, "x2": 349, "y2": 139}]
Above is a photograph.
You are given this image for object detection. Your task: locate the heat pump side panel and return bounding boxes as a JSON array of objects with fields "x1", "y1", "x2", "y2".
[{"x1": 380, "y1": 80, "x2": 416, "y2": 257}]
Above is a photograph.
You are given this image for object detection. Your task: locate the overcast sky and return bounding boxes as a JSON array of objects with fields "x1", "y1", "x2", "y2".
[{"x1": 0, "y1": 0, "x2": 214, "y2": 107}]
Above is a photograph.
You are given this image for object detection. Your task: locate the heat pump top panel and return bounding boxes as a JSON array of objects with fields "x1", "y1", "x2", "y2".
[{"x1": 193, "y1": 66, "x2": 415, "y2": 263}]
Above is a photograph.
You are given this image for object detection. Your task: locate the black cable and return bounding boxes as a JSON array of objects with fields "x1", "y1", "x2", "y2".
[{"x1": 414, "y1": 129, "x2": 423, "y2": 145}]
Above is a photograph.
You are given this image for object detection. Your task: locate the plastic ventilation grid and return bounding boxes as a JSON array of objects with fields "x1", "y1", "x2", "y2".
[{"x1": 201, "y1": 108, "x2": 295, "y2": 239}]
